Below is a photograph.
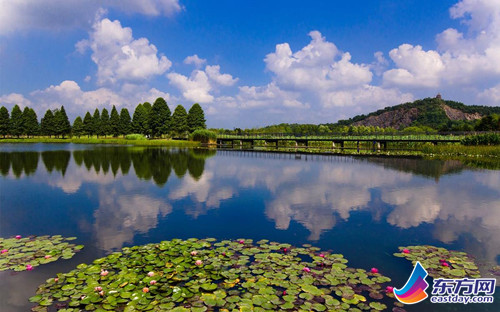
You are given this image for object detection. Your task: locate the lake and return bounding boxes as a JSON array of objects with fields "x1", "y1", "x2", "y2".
[{"x1": 0, "y1": 143, "x2": 499, "y2": 311}]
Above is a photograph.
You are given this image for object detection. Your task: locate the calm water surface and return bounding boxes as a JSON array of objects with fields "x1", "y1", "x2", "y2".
[{"x1": 0, "y1": 143, "x2": 499, "y2": 311}]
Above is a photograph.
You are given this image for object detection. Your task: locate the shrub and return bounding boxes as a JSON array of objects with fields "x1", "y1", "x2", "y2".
[
  {"x1": 126, "y1": 133, "x2": 147, "y2": 140},
  {"x1": 190, "y1": 129, "x2": 217, "y2": 143},
  {"x1": 461, "y1": 133, "x2": 500, "y2": 146}
]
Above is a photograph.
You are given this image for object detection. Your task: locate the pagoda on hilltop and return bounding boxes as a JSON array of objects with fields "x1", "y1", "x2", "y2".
[{"x1": 436, "y1": 93, "x2": 442, "y2": 99}]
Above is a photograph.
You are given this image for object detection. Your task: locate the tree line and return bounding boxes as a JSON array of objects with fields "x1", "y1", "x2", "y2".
[{"x1": 0, "y1": 97, "x2": 206, "y2": 138}]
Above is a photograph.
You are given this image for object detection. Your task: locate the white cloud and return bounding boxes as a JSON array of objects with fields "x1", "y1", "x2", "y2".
[
  {"x1": 168, "y1": 64, "x2": 238, "y2": 103},
  {"x1": 168, "y1": 70, "x2": 213, "y2": 103},
  {"x1": 383, "y1": 44, "x2": 445, "y2": 88},
  {"x1": 382, "y1": 0, "x2": 500, "y2": 101},
  {"x1": 0, "y1": 93, "x2": 32, "y2": 109},
  {"x1": 205, "y1": 65, "x2": 238, "y2": 86},
  {"x1": 4, "y1": 80, "x2": 173, "y2": 119},
  {"x1": 478, "y1": 83, "x2": 500, "y2": 104},
  {"x1": 184, "y1": 54, "x2": 207, "y2": 67},
  {"x1": 0, "y1": 0, "x2": 182, "y2": 35},
  {"x1": 77, "y1": 18, "x2": 171, "y2": 86}
]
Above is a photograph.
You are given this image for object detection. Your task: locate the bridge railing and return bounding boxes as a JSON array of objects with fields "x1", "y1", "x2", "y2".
[{"x1": 214, "y1": 131, "x2": 495, "y2": 141}]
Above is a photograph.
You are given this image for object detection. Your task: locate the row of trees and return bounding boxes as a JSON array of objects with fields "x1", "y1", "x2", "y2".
[{"x1": 0, "y1": 97, "x2": 206, "y2": 138}]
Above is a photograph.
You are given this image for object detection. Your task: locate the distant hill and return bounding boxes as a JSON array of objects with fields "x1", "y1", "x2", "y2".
[{"x1": 337, "y1": 97, "x2": 500, "y2": 130}]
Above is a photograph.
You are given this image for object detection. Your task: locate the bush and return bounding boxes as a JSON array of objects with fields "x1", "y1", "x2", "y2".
[
  {"x1": 461, "y1": 133, "x2": 500, "y2": 146},
  {"x1": 190, "y1": 129, "x2": 217, "y2": 143},
  {"x1": 126, "y1": 134, "x2": 147, "y2": 140}
]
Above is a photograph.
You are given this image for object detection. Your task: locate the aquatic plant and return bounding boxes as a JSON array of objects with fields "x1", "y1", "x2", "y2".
[
  {"x1": 394, "y1": 245, "x2": 481, "y2": 279},
  {"x1": 0, "y1": 235, "x2": 83, "y2": 272},
  {"x1": 31, "y1": 238, "x2": 394, "y2": 311}
]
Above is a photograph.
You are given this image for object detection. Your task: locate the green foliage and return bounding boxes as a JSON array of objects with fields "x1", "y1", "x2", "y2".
[
  {"x1": 190, "y1": 129, "x2": 217, "y2": 143},
  {"x1": 83, "y1": 111, "x2": 93, "y2": 137},
  {"x1": 31, "y1": 238, "x2": 393, "y2": 312},
  {"x1": 100, "y1": 108, "x2": 110, "y2": 136},
  {"x1": 125, "y1": 134, "x2": 147, "y2": 140},
  {"x1": 41, "y1": 109, "x2": 55, "y2": 136},
  {"x1": 132, "y1": 104, "x2": 149, "y2": 135},
  {"x1": 149, "y1": 97, "x2": 171, "y2": 137},
  {"x1": 0, "y1": 106, "x2": 9, "y2": 137},
  {"x1": 461, "y1": 133, "x2": 500, "y2": 146},
  {"x1": 475, "y1": 114, "x2": 500, "y2": 131},
  {"x1": 401, "y1": 126, "x2": 437, "y2": 134},
  {"x1": 109, "y1": 106, "x2": 120, "y2": 137},
  {"x1": 72, "y1": 116, "x2": 84, "y2": 138},
  {"x1": 9, "y1": 105, "x2": 23, "y2": 137},
  {"x1": 119, "y1": 108, "x2": 132, "y2": 136},
  {"x1": 23, "y1": 108, "x2": 39, "y2": 137},
  {"x1": 187, "y1": 103, "x2": 206, "y2": 132},
  {"x1": 171, "y1": 104, "x2": 188, "y2": 135},
  {"x1": 0, "y1": 235, "x2": 83, "y2": 272}
]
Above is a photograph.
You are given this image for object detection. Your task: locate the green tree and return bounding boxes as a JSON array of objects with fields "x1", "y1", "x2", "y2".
[
  {"x1": 72, "y1": 116, "x2": 84, "y2": 138},
  {"x1": 54, "y1": 106, "x2": 71, "y2": 138},
  {"x1": 0, "y1": 106, "x2": 10, "y2": 137},
  {"x1": 41, "y1": 109, "x2": 55, "y2": 137},
  {"x1": 187, "y1": 103, "x2": 206, "y2": 132},
  {"x1": 171, "y1": 104, "x2": 188, "y2": 135},
  {"x1": 10, "y1": 105, "x2": 23, "y2": 137},
  {"x1": 23, "y1": 107, "x2": 39, "y2": 137},
  {"x1": 83, "y1": 111, "x2": 93, "y2": 137},
  {"x1": 92, "y1": 109, "x2": 101, "y2": 137},
  {"x1": 100, "y1": 108, "x2": 110, "y2": 136},
  {"x1": 150, "y1": 97, "x2": 171, "y2": 137},
  {"x1": 132, "y1": 104, "x2": 149, "y2": 135},
  {"x1": 119, "y1": 108, "x2": 132, "y2": 137},
  {"x1": 109, "y1": 105, "x2": 120, "y2": 137}
]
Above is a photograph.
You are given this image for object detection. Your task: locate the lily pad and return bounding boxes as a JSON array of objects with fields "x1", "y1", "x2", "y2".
[
  {"x1": 0, "y1": 235, "x2": 83, "y2": 272},
  {"x1": 31, "y1": 238, "x2": 395, "y2": 311},
  {"x1": 393, "y1": 245, "x2": 481, "y2": 279}
]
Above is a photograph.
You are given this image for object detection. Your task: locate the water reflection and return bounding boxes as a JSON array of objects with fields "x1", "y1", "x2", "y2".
[{"x1": 1, "y1": 147, "x2": 499, "y2": 263}]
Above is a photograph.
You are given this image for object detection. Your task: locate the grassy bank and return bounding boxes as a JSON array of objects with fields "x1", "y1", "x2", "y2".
[{"x1": 0, "y1": 137, "x2": 200, "y2": 147}]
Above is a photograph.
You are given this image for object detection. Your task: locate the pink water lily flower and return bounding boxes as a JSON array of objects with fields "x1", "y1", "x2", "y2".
[
  {"x1": 190, "y1": 251, "x2": 198, "y2": 256},
  {"x1": 238, "y1": 240, "x2": 245, "y2": 244},
  {"x1": 1, "y1": 249, "x2": 7, "y2": 254},
  {"x1": 319, "y1": 254, "x2": 325, "y2": 258},
  {"x1": 15, "y1": 235, "x2": 22, "y2": 239},
  {"x1": 283, "y1": 248, "x2": 288, "y2": 253},
  {"x1": 403, "y1": 249, "x2": 410, "y2": 254},
  {"x1": 386, "y1": 286, "x2": 394, "y2": 293},
  {"x1": 94, "y1": 286, "x2": 102, "y2": 292},
  {"x1": 302, "y1": 267, "x2": 311, "y2": 273},
  {"x1": 442, "y1": 262, "x2": 449, "y2": 267},
  {"x1": 143, "y1": 287, "x2": 149, "y2": 293},
  {"x1": 26, "y1": 264, "x2": 33, "y2": 271},
  {"x1": 44, "y1": 255, "x2": 52, "y2": 259},
  {"x1": 98, "y1": 291, "x2": 105, "y2": 296},
  {"x1": 54, "y1": 278, "x2": 59, "y2": 282},
  {"x1": 150, "y1": 280, "x2": 157, "y2": 285},
  {"x1": 283, "y1": 291, "x2": 287, "y2": 295},
  {"x1": 100, "y1": 270, "x2": 109, "y2": 276},
  {"x1": 195, "y1": 260, "x2": 203, "y2": 266},
  {"x1": 370, "y1": 268, "x2": 379, "y2": 274},
  {"x1": 147, "y1": 271, "x2": 155, "y2": 277}
]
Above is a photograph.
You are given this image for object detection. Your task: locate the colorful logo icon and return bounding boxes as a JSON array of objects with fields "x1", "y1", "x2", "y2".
[{"x1": 394, "y1": 261, "x2": 429, "y2": 304}]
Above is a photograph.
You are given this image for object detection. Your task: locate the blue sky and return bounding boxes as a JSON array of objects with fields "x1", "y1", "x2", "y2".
[{"x1": 1, "y1": 0, "x2": 499, "y2": 128}]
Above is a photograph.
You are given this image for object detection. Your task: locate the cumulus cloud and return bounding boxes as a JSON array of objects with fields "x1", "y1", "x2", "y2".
[
  {"x1": 0, "y1": 0, "x2": 182, "y2": 35},
  {"x1": 77, "y1": 18, "x2": 171, "y2": 86},
  {"x1": 382, "y1": 0, "x2": 500, "y2": 102},
  {"x1": 184, "y1": 54, "x2": 207, "y2": 67},
  {"x1": 168, "y1": 64, "x2": 238, "y2": 103},
  {"x1": 3, "y1": 80, "x2": 174, "y2": 119}
]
